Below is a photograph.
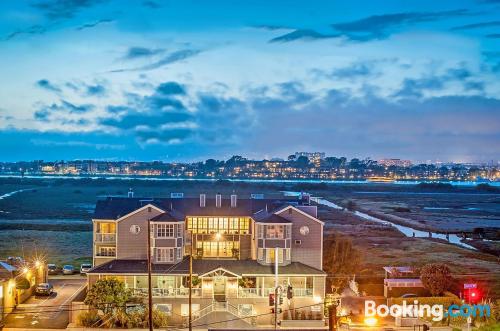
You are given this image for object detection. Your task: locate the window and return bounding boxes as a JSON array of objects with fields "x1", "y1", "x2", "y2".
[
  {"x1": 266, "y1": 225, "x2": 284, "y2": 239},
  {"x1": 238, "y1": 304, "x2": 254, "y2": 317},
  {"x1": 176, "y1": 224, "x2": 182, "y2": 237},
  {"x1": 257, "y1": 225, "x2": 264, "y2": 239},
  {"x1": 155, "y1": 304, "x2": 172, "y2": 316},
  {"x1": 157, "y1": 248, "x2": 174, "y2": 262},
  {"x1": 176, "y1": 248, "x2": 182, "y2": 259},
  {"x1": 98, "y1": 246, "x2": 116, "y2": 257},
  {"x1": 266, "y1": 248, "x2": 284, "y2": 263},
  {"x1": 157, "y1": 224, "x2": 174, "y2": 238},
  {"x1": 258, "y1": 248, "x2": 264, "y2": 261},
  {"x1": 285, "y1": 248, "x2": 291, "y2": 261}
]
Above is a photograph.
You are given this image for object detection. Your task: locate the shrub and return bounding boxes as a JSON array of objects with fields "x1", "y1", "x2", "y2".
[
  {"x1": 420, "y1": 263, "x2": 452, "y2": 296},
  {"x1": 77, "y1": 311, "x2": 101, "y2": 327}
]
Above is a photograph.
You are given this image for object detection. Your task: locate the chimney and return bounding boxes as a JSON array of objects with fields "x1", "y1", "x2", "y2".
[
  {"x1": 215, "y1": 193, "x2": 222, "y2": 208},
  {"x1": 128, "y1": 188, "x2": 134, "y2": 198},
  {"x1": 230, "y1": 194, "x2": 237, "y2": 208},
  {"x1": 200, "y1": 194, "x2": 206, "y2": 208}
]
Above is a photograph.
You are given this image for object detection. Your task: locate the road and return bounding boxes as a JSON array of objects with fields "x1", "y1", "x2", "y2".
[{"x1": 3, "y1": 277, "x2": 86, "y2": 329}]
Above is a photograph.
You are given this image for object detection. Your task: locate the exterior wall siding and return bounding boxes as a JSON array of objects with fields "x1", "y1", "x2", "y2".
[
  {"x1": 277, "y1": 208, "x2": 323, "y2": 270},
  {"x1": 116, "y1": 207, "x2": 163, "y2": 260}
]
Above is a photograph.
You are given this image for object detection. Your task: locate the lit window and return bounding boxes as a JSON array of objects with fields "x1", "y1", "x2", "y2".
[
  {"x1": 157, "y1": 224, "x2": 174, "y2": 238},
  {"x1": 157, "y1": 248, "x2": 174, "y2": 262}
]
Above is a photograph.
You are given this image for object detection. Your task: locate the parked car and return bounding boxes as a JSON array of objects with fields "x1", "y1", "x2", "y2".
[
  {"x1": 47, "y1": 264, "x2": 58, "y2": 275},
  {"x1": 62, "y1": 265, "x2": 75, "y2": 275},
  {"x1": 80, "y1": 263, "x2": 92, "y2": 274},
  {"x1": 6, "y1": 256, "x2": 24, "y2": 267},
  {"x1": 35, "y1": 283, "x2": 54, "y2": 296},
  {"x1": 401, "y1": 293, "x2": 418, "y2": 298}
]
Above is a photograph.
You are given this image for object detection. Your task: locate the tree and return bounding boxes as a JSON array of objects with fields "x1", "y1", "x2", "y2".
[
  {"x1": 420, "y1": 263, "x2": 452, "y2": 296},
  {"x1": 84, "y1": 278, "x2": 131, "y2": 314},
  {"x1": 295, "y1": 156, "x2": 310, "y2": 168},
  {"x1": 323, "y1": 233, "x2": 363, "y2": 293}
]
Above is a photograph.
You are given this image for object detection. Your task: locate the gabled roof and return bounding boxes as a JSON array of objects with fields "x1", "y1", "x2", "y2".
[
  {"x1": 88, "y1": 258, "x2": 325, "y2": 276},
  {"x1": 150, "y1": 211, "x2": 181, "y2": 222},
  {"x1": 93, "y1": 195, "x2": 303, "y2": 221},
  {"x1": 253, "y1": 212, "x2": 291, "y2": 224},
  {"x1": 0, "y1": 261, "x2": 16, "y2": 281},
  {"x1": 275, "y1": 205, "x2": 324, "y2": 225}
]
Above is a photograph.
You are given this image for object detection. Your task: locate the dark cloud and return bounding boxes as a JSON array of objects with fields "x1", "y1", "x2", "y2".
[
  {"x1": 32, "y1": 0, "x2": 108, "y2": 20},
  {"x1": 75, "y1": 19, "x2": 114, "y2": 31},
  {"x1": 4, "y1": 25, "x2": 48, "y2": 41},
  {"x1": 486, "y1": 33, "x2": 500, "y2": 38},
  {"x1": 155, "y1": 82, "x2": 186, "y2": 96},
  {"x1": 252, "y1": 24, "x2": 293, "y2": 31},
  {"x1": 123, "y1": 47, "x2": 165, "y2": 60},
  {"x1": 464, "y1": 81, "x2": 485, "y2": 91},
  {"x1": 269, "y1": 29, "x2": 340, "y2": 43},
  {"x1": 142, "y1": 1, "x2": 161, "y2": 9},
  {"x1": 111, "y1": 49, "x2": 201, "y2": 72},
  {"x1": 326, "y1": 63, "x2": 373, "y2": 79},
  {"x1": 86, "y1": 84, "x2": 107, "y2": 97},
  {"x1": 451, "y1": 20, "x2": 500, "y2": 31},
  {"x1": 34, "y1": 100, "x2": 94, "y2": 122},
  {"x1": 332, "y1": 9, "x2": 471, "y2": 41},
  {"x1": 36, "y1": 79, "x2": 61, "y2": 93}
]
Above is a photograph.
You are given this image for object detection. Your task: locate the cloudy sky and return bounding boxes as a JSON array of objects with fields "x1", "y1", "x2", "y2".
[{"x1": 0, "y1": 0, "x2": 499, "y2": 163}]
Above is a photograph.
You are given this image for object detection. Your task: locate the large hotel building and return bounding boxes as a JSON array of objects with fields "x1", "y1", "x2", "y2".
[{"x1": 87, "y1": 192, "x2": 325, "y2": 326}]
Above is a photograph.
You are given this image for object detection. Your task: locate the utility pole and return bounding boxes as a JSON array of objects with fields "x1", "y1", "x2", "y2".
[
  {"x1": 188, "y1": 231, "x2": 193, "y2": 331},
  {"x1": 274, "y1": 247, "x2": 279, "y2": 330},
  {"x1": 328, "y1": 304, "x2": 337, "y2": 331},
  {"x1": 147, "y1": 219, "x2": 153, "y2": 331}
]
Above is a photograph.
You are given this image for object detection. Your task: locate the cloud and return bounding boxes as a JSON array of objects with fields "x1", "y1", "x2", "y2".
[
  {"x1": 32, "y1": 0, "x2": 108, "y2": 20},
  {"x1": 451, "y1": 20, "x2": 500, "y2": 30},
  {"x1": 269, "y1": 29, "x2": 340, "y2": 43},
  {"x1": 111, "y1": 49, "x2": 201, "y2": 72},
  {"x1": 36, "y1": 79, "x2": 61, "y2": 93},
  {"x1": 332, "y1": 9, "x2": 471, "y2": 41},
  {"x1": 34, "y1": 100, "x2": 94, "y2": 122},
  {"x1": 86, "y1": 84, "x2": 107, "y2": 97},
  {"x1": 321, "y1": 63, "x2": 374, "y2": 80},
  {"x1": 123, "y1": 46, "x2": 165, "y2": 60},
  {"x1": 486, "y1": 33, "x2": 500, "y2": 38},
  {"x1": 75, "y1": 18, "x2": 114, "y2": 31},
  {"x1": 4, "y1": 25, "x2": 48, "y2": 41},
  {"x1": 142, "y1": 1, "x2": 162, "y2": 9},
  {"x1": 31, "y1": 139, "x2": 125, "y2": 150}
]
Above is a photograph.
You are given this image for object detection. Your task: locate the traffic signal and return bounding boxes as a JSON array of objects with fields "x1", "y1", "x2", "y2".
[
  {"x1": 422, "y1": 324, "x2": 430, "y2": 331},
  {"x1": 287, "y1": 285, "x2": 293, "y2": 299},
  {"x1": 469, "y1": 289, "x2": 481, "y2": 303},
  {"x1": 269, "y1": 293, "x2": 275, "y2": 306}
]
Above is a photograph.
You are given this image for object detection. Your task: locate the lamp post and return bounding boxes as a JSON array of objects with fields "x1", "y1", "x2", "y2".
[
  {"x1": 147, "y1": 219, "x2": 153, "y2": 331},
  {"x1": 188, "y1": 231, "x2": 193, "y2": 331}
]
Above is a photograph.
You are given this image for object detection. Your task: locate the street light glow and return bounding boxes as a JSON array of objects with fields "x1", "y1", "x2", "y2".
[{"x1": 364, "y1": 317, "x2": 378, "y2": 327}]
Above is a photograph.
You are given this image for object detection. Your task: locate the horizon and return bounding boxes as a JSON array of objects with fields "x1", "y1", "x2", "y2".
[{"x1": 1, "y1": 0, "x2": 500, "y2": 162}]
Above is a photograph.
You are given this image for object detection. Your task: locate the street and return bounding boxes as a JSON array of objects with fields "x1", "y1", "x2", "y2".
[{"x1": 3, "y1": 277, "x2": 86, "y2": 329}]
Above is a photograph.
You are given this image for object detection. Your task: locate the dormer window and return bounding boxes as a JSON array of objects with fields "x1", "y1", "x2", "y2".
[
  {"x1": 200, "y1": 194, "x2": 206, "y2": 208},
  {"x1": 230, "y1": 194, "x2": 237, "y2": 208},
  {"x1": 216, "y1": 194, "x2": 222, "y2": 208}
]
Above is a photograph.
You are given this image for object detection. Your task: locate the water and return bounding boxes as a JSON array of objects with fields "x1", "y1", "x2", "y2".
[
  {"x1": 311, "y1": 197, "x2": 477, "y2": 250},
  {"x1": 0, "y1": 188, "x2": 32, "y2": 200},
  {"x1": 0, "y1": 174, "x2": 499, "y2": 187}
]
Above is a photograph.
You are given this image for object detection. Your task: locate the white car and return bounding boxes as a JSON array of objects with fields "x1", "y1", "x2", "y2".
[{"x1": 80, "y1": 264, "x2": 92, "y2": 274}]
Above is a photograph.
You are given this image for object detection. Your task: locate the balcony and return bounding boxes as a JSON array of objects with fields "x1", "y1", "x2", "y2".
[
  {"x1": 293, "y1": 288, "x2": 313, "y2": 297},
  {"x1": 95, "y1": 233, "x2": 116, "y2": 243},
  {"x1": 238, "y1": 288, "x2": 262, "y2": 298}
]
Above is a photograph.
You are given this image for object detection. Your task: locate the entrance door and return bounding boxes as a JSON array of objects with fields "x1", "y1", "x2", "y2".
[{"x1": 213, "y1": 276, "x2": 226, "y2": 301}]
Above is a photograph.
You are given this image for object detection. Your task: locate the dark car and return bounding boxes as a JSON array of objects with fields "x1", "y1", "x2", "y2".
[
  {"x1": 35, "y1": 283, "x2": 54, "y2": 296},
  {"x1": 47, "y1": 264, "x2": 58, "y2": 275}
]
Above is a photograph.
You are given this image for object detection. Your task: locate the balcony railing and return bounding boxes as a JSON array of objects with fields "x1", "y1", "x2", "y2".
[
  {"x1": 131, "y1": 288, "x2": 201, "y2": 298},
  {"x1": 95, "y1": 233, "x2": 116, "y2": 243},
  {"x1": 293, "y1": 288, "x2": 313, "y2": 297},
  {"x1": 238, "y1": 288, "x2": 262, "y2": 298}
]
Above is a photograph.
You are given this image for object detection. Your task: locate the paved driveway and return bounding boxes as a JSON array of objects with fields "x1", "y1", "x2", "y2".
[{"x1": 3, "y1": 277, "x2": 86, "y2": 329}]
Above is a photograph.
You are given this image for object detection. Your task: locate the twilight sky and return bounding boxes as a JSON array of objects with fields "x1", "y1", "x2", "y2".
[{"x1": 0, "y1": 0, "x2": 499, "y2": 162}]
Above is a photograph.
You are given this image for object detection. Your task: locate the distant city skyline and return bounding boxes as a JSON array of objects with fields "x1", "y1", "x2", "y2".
[{"x1": 0, "y1": 1, "x2": 499, "y2": 162}]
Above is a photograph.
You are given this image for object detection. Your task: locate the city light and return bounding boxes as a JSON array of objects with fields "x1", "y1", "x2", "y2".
[{"x1": 364, "y1": 317, "x2": 378, "y2": 327}]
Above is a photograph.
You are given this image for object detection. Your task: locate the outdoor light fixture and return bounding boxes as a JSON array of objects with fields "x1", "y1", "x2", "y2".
[
  {"x1": 364, "y1": 317, "x2": 378, "y2": 327},
  {"x1": 35, "y1": 260, "x2": 41, "y2": 268},
  {"x1": 215, "y1": 233, "x2": 222, "y2": 241},
  {"x1": 22, "y1": 267, "x2": 29, "y2": 274}
]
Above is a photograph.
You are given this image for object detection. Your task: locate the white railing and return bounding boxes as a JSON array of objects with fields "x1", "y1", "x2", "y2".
[
  {"x1": 95, "y1": 233, "x2": 116, "y2": 243},
  {"x1": 194, "y1": 304, "x2": 214, "y2": 321},
  {"x1": 293, "y1": 288, "x2": 313, "y2": 297},
  {"x1": 132, "y1": 288, "x2": 201, "y2": 298},
  {"x1": 238, "y1": 288, "x2": 261, "y2": 297}
]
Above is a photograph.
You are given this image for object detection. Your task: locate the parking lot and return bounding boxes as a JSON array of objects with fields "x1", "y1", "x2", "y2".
[{"x1": 3, "y1": 277, "x2": 86, "y2": 329}]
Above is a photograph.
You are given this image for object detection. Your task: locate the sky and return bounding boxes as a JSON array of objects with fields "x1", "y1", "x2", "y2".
[{"x1": 0, "y1": 0, "x2": 499, "y2": 163}]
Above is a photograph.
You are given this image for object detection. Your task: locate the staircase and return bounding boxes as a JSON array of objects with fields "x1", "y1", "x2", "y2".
[{"x1": 193, "y1": 300, "x2": 255, "y2": 325}]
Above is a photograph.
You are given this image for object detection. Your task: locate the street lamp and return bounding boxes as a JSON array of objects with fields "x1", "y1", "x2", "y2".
[{"x1": 364, "y1": 317, "x2": 378, "y2": 327}]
